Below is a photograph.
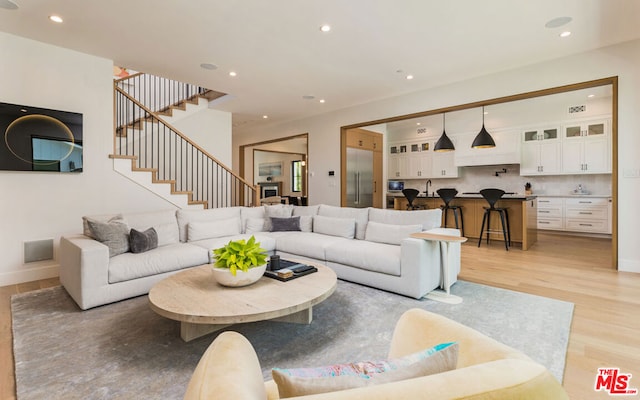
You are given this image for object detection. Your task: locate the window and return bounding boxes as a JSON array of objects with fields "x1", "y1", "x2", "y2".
[{"x1": 291, "y1": 160, "x2": 303, "y2": 192}]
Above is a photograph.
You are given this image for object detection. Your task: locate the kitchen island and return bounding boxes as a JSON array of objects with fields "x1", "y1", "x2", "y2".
[{"x1": 393, "y1": 193, "x2": 537, "y2": 250}]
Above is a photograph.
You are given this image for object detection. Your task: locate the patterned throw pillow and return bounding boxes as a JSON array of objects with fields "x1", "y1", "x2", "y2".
[
  {"x1": 272, "y1": 342, "x2": 458, "y2": 398},
  {"x1": 129, "y1": 228, "x2": 158, "y2": 253}
]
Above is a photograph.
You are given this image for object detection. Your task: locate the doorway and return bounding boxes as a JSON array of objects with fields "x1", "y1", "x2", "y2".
[{"x1": 239, "y1": 134, "x2": 309, "y2": 202}]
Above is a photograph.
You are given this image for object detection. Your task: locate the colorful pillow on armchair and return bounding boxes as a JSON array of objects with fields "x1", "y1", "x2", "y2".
[{"x1": 272, "y1": 342, "x2": 458, "y2": 398}]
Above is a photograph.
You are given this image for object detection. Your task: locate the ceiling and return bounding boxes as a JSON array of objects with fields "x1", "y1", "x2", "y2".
[{"x1": 1, "y1": 0, "x2": 639, "y2": 132}]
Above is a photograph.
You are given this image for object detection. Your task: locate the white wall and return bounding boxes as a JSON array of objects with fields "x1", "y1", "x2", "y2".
[
  {"x1": 0, "y1": 32, "x2": 227, "y2": 285},
  {"x1": 233, "y1": 39, "x2": 640, "y2": 272},
  {"x1": 171, "y1": 108, "x2": 232, "y2": 166}
]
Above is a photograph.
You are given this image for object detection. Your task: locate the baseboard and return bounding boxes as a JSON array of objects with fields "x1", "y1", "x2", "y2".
[
  {"x1": 618, "y1": 259, "x2": 640, "y2": 273},
  {"x1": 0, "y1": 264, "x2": 59, "y2": 287}
]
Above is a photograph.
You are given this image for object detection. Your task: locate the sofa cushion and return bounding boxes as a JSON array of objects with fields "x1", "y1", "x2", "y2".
[
  {"x1": 272, "y1": 342, "x2": 458, "y2": 398},
  {"x1": 270, "y1": 216, "x2": 301, "y2": 232},
  {"x1": 84, "y1": 216, "x2": 130, "y2": 257},
  {"x1": 108, "y1": 243, "x2": 208, "y2": 283},
  {"x1": 125, "y1": 209, "x2": 180, "y2": 246},
  {"x1": 318, "y1": 205, "x2": 369, "y2": 240},
  {"x1": 245, "y1": 218, "x2": 266, "y2": 234},
  {"x1": 129, "y1": 228, "x2": 158, "y2": 254},
  {"x1": 177, "y1": 207, "x2": 242, "y2": 242},
  {"x1": 292, "y1": 205, "x2": 320, "y2": 217},
  {"x1": 368, "y1": 208, "x2": 442, "y2": 231},
  {"x1": 275, "y1": 232, "x2": 347, "y2": 260},
  {"x1": 325, "y1": 239, "x2": 402, "y2": 276},
  {"x1": 188, "y1": 217, "x2": 242, "y2": 241},
  {"x1": 313, "y1": 215, "x2": 355, "y2": 239},
  {"x1": 240, "y1": 206, "x2": 265, "y2": 234},
  {"x1": 365, "y1": 221, "x2": 423, "y2": 246},
  {"x1": 299, "y1": 215, "x2": 313, "y2": 233}
]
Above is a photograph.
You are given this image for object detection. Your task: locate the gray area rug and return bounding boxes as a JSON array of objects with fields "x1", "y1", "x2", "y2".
[{"x1": 12, "y1": 280, "x2": 573, "y2": 400}]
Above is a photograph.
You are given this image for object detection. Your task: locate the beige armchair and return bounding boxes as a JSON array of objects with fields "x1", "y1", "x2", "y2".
[{"x1": 184, "y1": 308, "x2": 569, "y2": 399}]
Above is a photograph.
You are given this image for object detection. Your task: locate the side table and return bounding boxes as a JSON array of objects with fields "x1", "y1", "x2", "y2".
[{"x1": 410, "y1": 232, "x2": 467, "y2": 304}]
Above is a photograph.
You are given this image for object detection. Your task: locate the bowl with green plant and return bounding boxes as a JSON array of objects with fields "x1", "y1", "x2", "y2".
[{"x1": 211, "y1": 235, "x2": 268, "y2": 287}]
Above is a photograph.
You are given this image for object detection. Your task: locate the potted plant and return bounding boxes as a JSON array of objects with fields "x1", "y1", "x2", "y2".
[{"x1": 211, "y1": 235, "x2": 268, "y2": 287}]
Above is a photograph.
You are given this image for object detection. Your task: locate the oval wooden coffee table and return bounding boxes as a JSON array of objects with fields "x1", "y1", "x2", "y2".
[{"x1": 149, "y1": 262, "x2": 337, "y2": 342}]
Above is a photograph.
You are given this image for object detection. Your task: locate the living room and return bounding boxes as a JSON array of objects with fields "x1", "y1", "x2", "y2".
[{"x1": 2, "y1": 1, "x2": 640, "y2": 399}]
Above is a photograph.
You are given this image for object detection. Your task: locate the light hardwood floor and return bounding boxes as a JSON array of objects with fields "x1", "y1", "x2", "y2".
[{"x1": 1, "y1": 233, "x2": 638, "y2": 399}]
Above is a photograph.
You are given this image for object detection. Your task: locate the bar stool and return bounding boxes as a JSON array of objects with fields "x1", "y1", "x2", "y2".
[
  {"x1": 437, "y1": 188, "x2": 464, "y2": 236},
  {"x1": 478, "y1": 188, "x2": 511, "y2": 251},
  {"x1": 402, "y1": 188, "x2": 422, "y2": 210}
]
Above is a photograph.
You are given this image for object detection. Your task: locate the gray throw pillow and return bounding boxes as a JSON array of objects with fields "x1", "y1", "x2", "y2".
[
  {"x1": 129, "y1": 228, "x2": 158, "y2": 253},
  {"x1": 270, "y1": 216, "x2": 301, "y2": 232},
  {"x1": 85, "y1": 218, "x2": 130, "y2": 257}
]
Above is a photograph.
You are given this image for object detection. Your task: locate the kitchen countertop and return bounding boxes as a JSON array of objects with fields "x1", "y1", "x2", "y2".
[
  {"x1": 530, "y1": 194, "x2": 612, "y2": 198},
  {"x1": 387, "y1": 192, "x2": 536, "y2": 200}
]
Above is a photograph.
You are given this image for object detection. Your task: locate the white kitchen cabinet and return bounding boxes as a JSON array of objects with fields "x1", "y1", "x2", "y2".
[
  {"x1": 387, "y1": 153, "x2": 409, "y2": 179},
  {"x1": 537, "y1": 196, "x2": 611, "y2": 234},
  {"x1": 432, "y1": 150, "x2": 459, "y2": 178},
  {"x1": 561, "y1": 119, "x2": 610, "y2": 174},
  {"x1": 454, "y1": 129, "x2": 521, "y2": 167},
  {"x1": 536, "y1": 197, "x2": 564, "y2": 230},
  {"x1": 520, "y1": 127, "x2": 561, "y2": 175},
  {"x1": 407, "y1": 152, "x2": 431, "y2": 178}
]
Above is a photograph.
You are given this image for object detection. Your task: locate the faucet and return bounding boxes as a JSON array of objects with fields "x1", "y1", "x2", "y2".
[{"x1": 426, "y1": 179, "x2": 432, "y2": 197}]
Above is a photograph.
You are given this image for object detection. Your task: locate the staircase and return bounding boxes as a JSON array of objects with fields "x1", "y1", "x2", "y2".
[{"x1": 112, "y1": 73, "x2": 259, "y2": 209}]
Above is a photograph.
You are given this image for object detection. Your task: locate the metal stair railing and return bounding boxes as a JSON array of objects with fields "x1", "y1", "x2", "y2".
[{"x1": 114, "y1": 83, "x2": 259, "y2": 208}]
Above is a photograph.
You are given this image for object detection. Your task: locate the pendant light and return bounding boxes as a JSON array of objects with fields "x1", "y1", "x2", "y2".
[
  {"x1": 471, "y1": 106, "x2": 496, "y2": 148},
  {"x1": 434, "y1": 113, "x2": 455, "y2": 152}
]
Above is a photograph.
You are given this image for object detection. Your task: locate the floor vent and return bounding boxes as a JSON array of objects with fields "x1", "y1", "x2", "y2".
[
  {"x1": 568, "y1": 105, "x2": 586, "y2": 114},
  {"x1": 24, "y1": 239, "x2": 54, "y2": 263}
]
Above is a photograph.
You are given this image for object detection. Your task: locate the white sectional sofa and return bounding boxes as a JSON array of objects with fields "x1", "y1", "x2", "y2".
[{"x1": 60, "y1": 204, "x2": 461, "y2": 310}]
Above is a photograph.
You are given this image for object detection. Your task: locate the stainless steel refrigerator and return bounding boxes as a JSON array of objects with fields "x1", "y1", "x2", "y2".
[{"x1": 346, "y1": 147, "x2": 373, "y2": 208}]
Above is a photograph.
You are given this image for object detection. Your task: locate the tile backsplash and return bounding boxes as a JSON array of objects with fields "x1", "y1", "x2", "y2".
[{"x1": 401, "y1": 164, "x2": 611, "y2": 196}]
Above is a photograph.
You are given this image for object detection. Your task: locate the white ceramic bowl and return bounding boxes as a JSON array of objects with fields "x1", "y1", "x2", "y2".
[{"x1": 211, "y1": 264, "x2": 267, "y2": 287}]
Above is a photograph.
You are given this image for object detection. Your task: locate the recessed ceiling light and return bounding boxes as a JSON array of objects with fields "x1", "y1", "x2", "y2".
[
  {"x1": 416, "y1": 122, "x2": 421, "y2": 126},
  {"x1": 200, "y1": 63, "x2": 218, "y2": 70},
  {"x1": 0, "y1": 0, "x2": 18, "y2": 10},
  {"x1": 560, "y1": 31, "x2": 571, "y2": 38},
  {"x1": 545, "y1": 16, "x2": 572, "y2": 29},
  {"x1": 319, "y1": 99, "x2": 325, "y2": 103},
  {"x1": 406, "y1": 74, "x2": 414, "y2": 80},
  {"x1": 588, "y1": 94, "x2": 595, "y2": 98},
  {"x1": 49, "y1": 15, "x2": 63, "y2": 23},
  {"x1": 320, "y1": 24, "x2": 331, "y2": 33},
  {"x1": 229, "y1": 71, "x2": 237, "y2": 77},
  {"x1": 262, "y1": 115, "x2": 269, "y2": 119}
]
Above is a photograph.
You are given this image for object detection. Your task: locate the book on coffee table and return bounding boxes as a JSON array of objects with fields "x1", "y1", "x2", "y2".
[{"x1": 264, "y1": 259, "x2": 318, "y2": 282}]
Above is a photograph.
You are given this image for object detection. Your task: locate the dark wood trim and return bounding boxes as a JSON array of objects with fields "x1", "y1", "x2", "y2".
[
  {"x1": 339, "y1": 76, "x2": 618, "y2": 268},
  {"x1": 239, "y1": 133, "x2": 309, "y2": 198}
]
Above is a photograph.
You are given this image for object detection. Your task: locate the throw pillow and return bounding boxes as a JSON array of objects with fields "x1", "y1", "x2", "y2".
[
  {"x1": 85, "y1": 217, "x2": 130, "y2": 257},
  {"x1": 188, "y1": 217, "x2": 241, "y2": 241},
  {"x1": 264, "y1": 205, "x2": 294, "y2": 231},
  {"x1": 245, "y1": 218, "x2": 266, "y2": 234},
  {"x1": 129, "y1": 227, "x2": 158, "y2": 253},
  {"x1": 272, "y1": 342, "x2": 458, "y2": 398},
  {"x1": 270, "y1": 216, "x2": 301, "y2": 232},
  {"x1": 299, "y1": 215, "x2": 313, "y2": 232},
  {"x1": 364, "y1": 221, "x2": 423, "y2": 246},
  {"x1": 82, "y1": 214, "x2": 126, "y2": 239},
  {"x1": 313, "y1": 215, "x2": 356, "y2": 239}
]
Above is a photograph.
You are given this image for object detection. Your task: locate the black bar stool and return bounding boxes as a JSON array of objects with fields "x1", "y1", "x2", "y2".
[
  {"x1": 478, "y1": 188, "x2": 511, "y2": 251},
  {"x1": 402, "y1": 188, "x2": 423, "y2": 210},
  {"x1": 437, "y1": 188, "x2": 464, "y2": 236}
]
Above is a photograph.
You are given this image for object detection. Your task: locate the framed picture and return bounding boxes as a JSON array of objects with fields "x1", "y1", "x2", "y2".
[{"x1": 258, "y1": 162, "x2": 283, "y2": 177}]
